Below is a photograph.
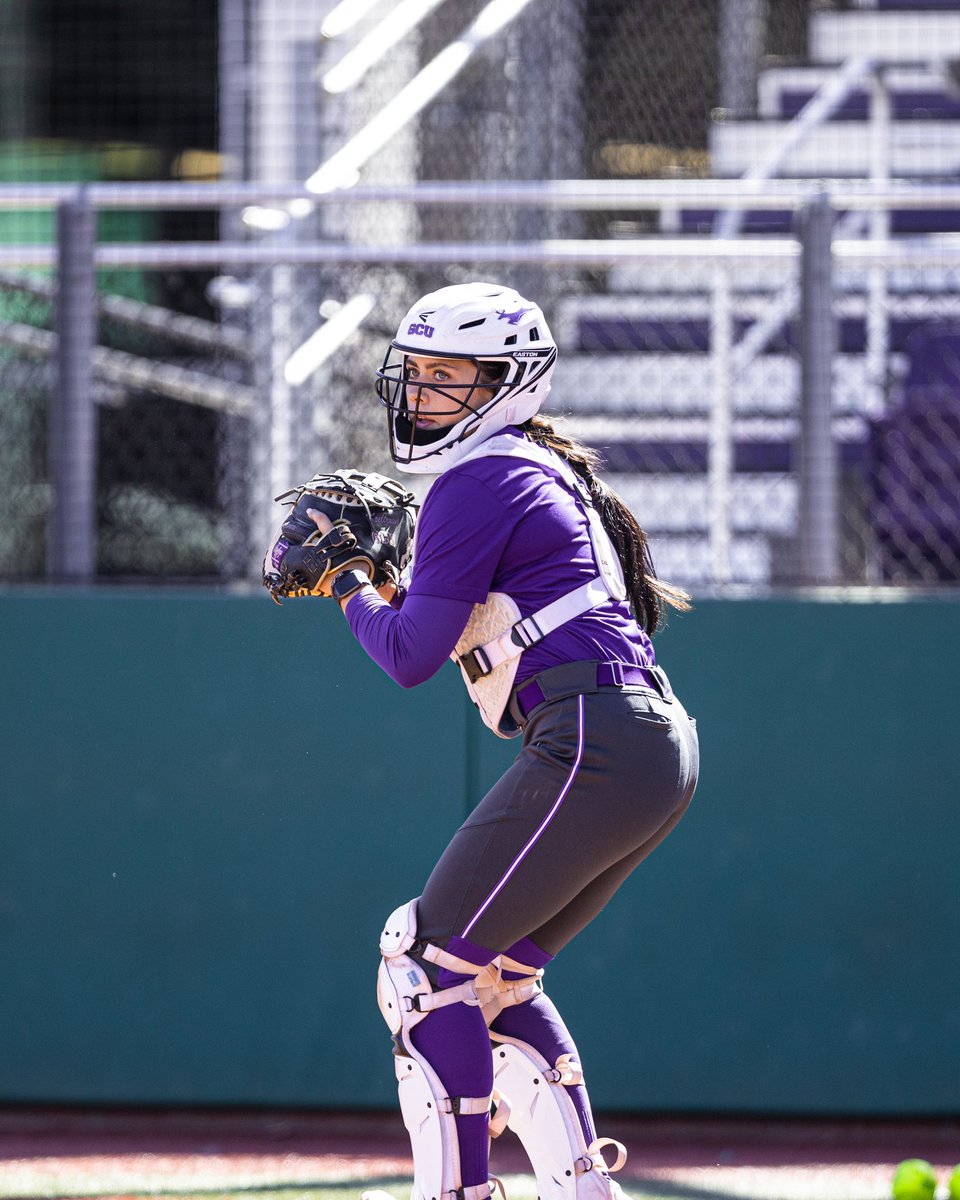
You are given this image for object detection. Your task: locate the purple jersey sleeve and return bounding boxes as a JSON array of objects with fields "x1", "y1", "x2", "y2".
[
  {"x1": 345, "y1": 589, "x2": 474, "y2": 688},
  {"x1": 407, "y1": 472, "x2": 514, "y2": 604}
]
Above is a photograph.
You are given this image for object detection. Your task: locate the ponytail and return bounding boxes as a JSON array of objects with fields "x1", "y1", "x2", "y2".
[{"x1": 520, "y1": 414, "x2": 691, "y2": 634}]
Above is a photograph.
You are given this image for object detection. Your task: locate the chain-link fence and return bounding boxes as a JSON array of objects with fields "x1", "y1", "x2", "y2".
[
  {"x1": 5, "y1": 191, "x2": 960, "y2": 592},
  {"x1": 1, "y1": 0, "x2": 959, "y2": 592}
]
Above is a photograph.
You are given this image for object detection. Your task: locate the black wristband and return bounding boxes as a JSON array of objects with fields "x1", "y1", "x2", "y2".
[{"x1": 331, "y1": 567, "x2": 371, "y2": 603}]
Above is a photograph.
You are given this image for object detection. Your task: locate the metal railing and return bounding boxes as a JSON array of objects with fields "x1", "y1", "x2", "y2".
[{"x1": 2, "y1": 178, "x2": 960, "y2": 589}]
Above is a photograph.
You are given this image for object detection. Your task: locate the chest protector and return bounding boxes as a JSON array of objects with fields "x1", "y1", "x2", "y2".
[{"x1": 449, "y1": 435, "x2": 626, "y2": 739}]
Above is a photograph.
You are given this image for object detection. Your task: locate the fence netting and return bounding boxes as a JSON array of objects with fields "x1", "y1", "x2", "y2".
[{"x1": 0, "y1": 0, "x2": 958, "y2": 590}]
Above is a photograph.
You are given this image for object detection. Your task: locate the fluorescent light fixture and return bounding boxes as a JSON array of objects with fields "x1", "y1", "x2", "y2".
[
  {"x1": 322, "y1": 0, "x2": 447, "y2": 94},
  {"x1": 471, "y1": 0, "x2": 524, "y2": 39},
  {"x1": 321, "y1": 0, "x2": 382, "y2": 40},
  {"x1": 306, "y1": 0, "x2": 539, "y2": 194},
  {"x1": 286, "y1": 198, "x2": 315, "y2": 219},
  {"x1": 206, "y1": 275, "x2": 258, "y2": 310},
  {"x1": 308, "y1": 44, "x2": 470, "y2": 193},
  {"x1": 241, "y1": 206, "x2": 291, "y2": 232},
  {"x1": 284, "y1": 294, "x2": 376, "y2": 386},
  {"x1": 306, "y1": 163, "x2": 361, "y2": 195}
]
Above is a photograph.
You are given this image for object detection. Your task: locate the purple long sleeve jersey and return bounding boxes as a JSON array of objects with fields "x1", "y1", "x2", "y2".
[{"x1": 346, "y1": 427, "x2": 656, "y2": 689}]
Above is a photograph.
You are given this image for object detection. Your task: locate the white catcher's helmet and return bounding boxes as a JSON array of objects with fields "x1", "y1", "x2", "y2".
[{"x1": 376, "y1": 282, "x2": 558, "y2": 474}]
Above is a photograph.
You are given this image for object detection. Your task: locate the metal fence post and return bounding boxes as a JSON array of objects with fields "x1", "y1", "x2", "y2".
[
  {"x1": 709, "y1": 266, "x2": 734, "y2": 586},
  {"x1": 719, "y1": 0, "x2": 767, "y2": 117},
  {"x1": 797, "y1": 190, "x2": 839, "y2": 584},
  {"x1": 866, "y1": 66, "x2": 891, "y2": 415},
  {"x1": 48, "y1": 189, "x2": 97, "y2": 581}
]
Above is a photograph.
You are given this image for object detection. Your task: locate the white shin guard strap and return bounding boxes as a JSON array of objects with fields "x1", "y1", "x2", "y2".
[
  {"x1": 446, "y1": 1094, "x2": 493, "y2": 1117},
  {"x1": 411, "y1": 978, "x2": 481, "y2": 1013},
  {"x1": 546, "y1": 1052, "x2": 584, "y2": 1086},
  {"x1": 421, "y1": 941, "x2": 491, "y2": 978},
  {"x1": 587, "y1": 1139, "x2": 628, "y2": 1175},
  {"x1": 476, "y1": 960, "x2": 544, "y2": 1025}
]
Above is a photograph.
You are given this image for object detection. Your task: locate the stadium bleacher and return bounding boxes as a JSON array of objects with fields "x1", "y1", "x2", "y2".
[{"x1": 556, "y1": 1, "x2": 960, "y2": 585}]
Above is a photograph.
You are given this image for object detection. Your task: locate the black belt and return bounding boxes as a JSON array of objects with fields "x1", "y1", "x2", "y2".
[{"x1": 513, "y1": 660, "x2": 672, "y2": 722}]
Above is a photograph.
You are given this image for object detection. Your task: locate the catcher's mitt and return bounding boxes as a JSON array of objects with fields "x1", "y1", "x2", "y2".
[{"x1": 262, "y1": 469, "x2": 417, "y2": 603}]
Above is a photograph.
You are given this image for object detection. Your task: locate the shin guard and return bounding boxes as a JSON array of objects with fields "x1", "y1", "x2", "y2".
[
  {"x1": 484, "y1": 959, "x2": 626, "y2": 1200},
  {"x1": 491, "y1": 1033, "x2": 625, "y2": 1200},
  {"x1": 375, "y1": 899, "x2": 501, "y2": 1200}
]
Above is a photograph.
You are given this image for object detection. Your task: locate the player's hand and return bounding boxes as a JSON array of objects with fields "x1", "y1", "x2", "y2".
[
  {"x1": 306, "y1": 509, "x2": 397, "y2": 604},
  {"x1": 306, "y1": 508, "x2": 335, "y2": 538}
]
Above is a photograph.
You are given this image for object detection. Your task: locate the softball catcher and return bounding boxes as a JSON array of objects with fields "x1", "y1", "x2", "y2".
[{"x1": 264, "y1": 283, "x2": 700, "y2": 1200}]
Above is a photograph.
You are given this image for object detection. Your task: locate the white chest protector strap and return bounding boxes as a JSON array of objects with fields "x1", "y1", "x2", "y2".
[
  {"x1": 450, "y1": 434, "x2": 627, "y2": 738},
  {"x1": 457, "y1": 577, "x2": 613, "y2": 685}
]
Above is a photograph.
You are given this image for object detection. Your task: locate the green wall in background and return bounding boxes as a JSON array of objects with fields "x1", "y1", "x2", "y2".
[{"x1": 1, "y1": 591, "x2": 958, "y2": 1115}]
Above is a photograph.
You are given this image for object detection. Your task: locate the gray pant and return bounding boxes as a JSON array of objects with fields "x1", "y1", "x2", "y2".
[{"x1": 417, "y1": 661, "x2": 700, "y2": 956}]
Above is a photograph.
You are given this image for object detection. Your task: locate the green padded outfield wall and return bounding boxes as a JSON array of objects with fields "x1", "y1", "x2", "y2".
[{"x1": 1, "y1": 591, "x2": 958, "y2": 1114}]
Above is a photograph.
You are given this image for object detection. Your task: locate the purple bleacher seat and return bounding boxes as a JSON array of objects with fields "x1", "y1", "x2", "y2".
[
  {"x1": 776, "y1": 89, "x2": 960, "y2": 121},
  {"x1": 577, "y1": 315, "x2": 930, "y2": 355},
  {"x1": 861, "y1": 0, "x2": 960, "y2": 9},
  {"x1": 595, "y1": 439, "x2": 866, "y2": 476},
  {"x1": 678, "y1": 209, "x2": 960, "y2": 235}
]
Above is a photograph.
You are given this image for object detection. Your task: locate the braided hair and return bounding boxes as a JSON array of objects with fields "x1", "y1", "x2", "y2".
[{"x1": 519, "y1": 413, "x2": 691, "y2": 635}]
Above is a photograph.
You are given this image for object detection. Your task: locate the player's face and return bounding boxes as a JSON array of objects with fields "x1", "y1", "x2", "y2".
[{"x1": 403, "y1": 355, "x2": 493, "y2": 430}]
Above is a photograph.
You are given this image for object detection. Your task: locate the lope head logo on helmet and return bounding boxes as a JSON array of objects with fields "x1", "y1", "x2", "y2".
[
  {"x1": 376, "y1": 282, "x2": 558, "y2": 475},
  {"x1": 497, "y1": 306, "x2": 534, "y2": 326}
]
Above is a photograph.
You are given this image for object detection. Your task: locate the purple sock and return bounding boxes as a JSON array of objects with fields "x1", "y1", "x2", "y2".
[
  {"x1": 502, "y1": 935, "x2": 553, "y2": 973},
  {"x1": 491, "y1": 940, "x2": 598, "y2": 1147}
]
